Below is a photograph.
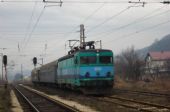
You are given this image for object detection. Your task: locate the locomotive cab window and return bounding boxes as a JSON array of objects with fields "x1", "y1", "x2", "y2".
[
  {"x1": 99, "y1": 56, "x2": 113, "y2": 64},
  {"x1": 80, "y1": 56, "x2": 96, "y2": 64}
]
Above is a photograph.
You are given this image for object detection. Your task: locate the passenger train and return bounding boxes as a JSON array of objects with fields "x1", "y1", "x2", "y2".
[{"x1": 31, "y1": 41, "x2": 114, "y2": 94}]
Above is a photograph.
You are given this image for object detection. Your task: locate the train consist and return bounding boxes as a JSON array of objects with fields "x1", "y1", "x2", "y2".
[{"x1": 31, "y1": 25, "x2": 114, "y2": 94}]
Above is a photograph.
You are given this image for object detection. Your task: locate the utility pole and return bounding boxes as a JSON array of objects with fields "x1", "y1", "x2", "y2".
[
  {"x1": 0, "y1": 53, "x2": 3, "y2": 81},
  {"x1": 21, "y1": 64, "x2": 23, "y2": 81},
  {"x1": 80, "y1": 24, "x2": 85, "y2": 48},
  {"x1": 0, "y1": 48, "x2": 7, "y2": 81}
]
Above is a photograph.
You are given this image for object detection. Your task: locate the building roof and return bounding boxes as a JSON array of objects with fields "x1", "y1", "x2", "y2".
[{"x1": 148, "y1": 51, "x2": 170, "y2": 60}]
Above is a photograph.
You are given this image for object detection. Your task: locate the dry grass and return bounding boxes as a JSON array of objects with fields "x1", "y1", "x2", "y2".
[
  {"x1": 114, "y1": 75, "x2": 170, "y2": 92},
  {"x1": 0, "y1": 85, "x2": 11, "y2": 112}
]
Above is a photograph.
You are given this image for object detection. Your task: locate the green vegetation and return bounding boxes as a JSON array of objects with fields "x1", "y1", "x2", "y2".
[{"x1": 0, "y1": 86, "x2": 11, "y2": 112}]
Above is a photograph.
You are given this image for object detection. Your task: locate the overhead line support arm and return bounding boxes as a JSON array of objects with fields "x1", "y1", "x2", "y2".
[
  {"x1": 43, "y1": 0, "x2": 63, "y2": 7},
  {"x1": 161, "y1": 1, "x2": 170, "y2": 4}
]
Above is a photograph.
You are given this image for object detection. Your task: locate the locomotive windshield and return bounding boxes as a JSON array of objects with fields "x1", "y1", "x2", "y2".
[
  {"x1": 99, "y1": 56, "x2": 113, "y2": 64},
  {"x1": 80, "y1": 56, "x2": 96, "y2": 64}
]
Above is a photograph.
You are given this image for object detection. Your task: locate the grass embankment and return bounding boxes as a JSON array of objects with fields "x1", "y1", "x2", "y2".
[
  {"x1": 115, "y1": 75, "x2": 170, "y2": 92},
  {"x1": 0, "y1": 86, "x2": 11, "y2": 112}
]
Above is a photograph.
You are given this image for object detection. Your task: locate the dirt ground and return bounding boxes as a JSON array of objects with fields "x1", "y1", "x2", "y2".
[
  {"x1": 28, "y1": 85, "x2": 139, "y2": 112},
  {"x1": 0, "y1": 85, "x2": 11, "y2": 112}
]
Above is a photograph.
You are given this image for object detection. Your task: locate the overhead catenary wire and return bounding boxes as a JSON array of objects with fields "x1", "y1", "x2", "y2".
[
  {"x1": 22, "y1": 6, "x2": 46, "y2": 52},
  {"x1": 86, "y1": 7, "x2": 131, "y2": 33},
  {"x1": 82, "y1": 2, "x2": 106, "y2": 24},
  {"x1": 53, "y1": 6, "x2": 133, "y2": 52},
  {"x1": 90, "y1": 5, "x2": 169, "y2": 39},
  {"x1": 47, "y1": 2, "x2": 106, "y2": 49},
  {"x1": 48, "y1": 3, "x2": 143, "y2": 51},
  {"x1": 61, "y1": 2, "x2": 106, "y2": 49},
  {"x1": 104, "y1": 19, "x2": 170, "y2": 46},
  {"x1": 13, "y1": 6, "x2": 46, "y2": 68},
  {"x1": 0, "y1": 0, "x2": 162, "y2": 4},
  {"x1": 21, "y1": 1, "x2": 38, "y2": 52}
]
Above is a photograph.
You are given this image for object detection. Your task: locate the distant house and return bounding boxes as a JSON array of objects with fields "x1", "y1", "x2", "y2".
[{"x1": 145, "y1": 51, "x2": 170, "y2": 74}]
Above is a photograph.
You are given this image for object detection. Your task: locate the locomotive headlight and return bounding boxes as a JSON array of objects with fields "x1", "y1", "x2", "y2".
[
  {"x1": 106, "y1": 72, "x2": 111, "y2": 77},
  {"x1": 85, "y1": 72, "x2": 90, "y2": 78}
]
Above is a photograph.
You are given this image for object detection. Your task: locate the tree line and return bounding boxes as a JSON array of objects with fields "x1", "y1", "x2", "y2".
[{"x1": 115, "y1": 46, "x2": 170, "y2": 81}]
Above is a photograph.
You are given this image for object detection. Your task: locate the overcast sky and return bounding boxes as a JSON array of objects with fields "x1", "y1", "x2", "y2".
[{"x1": 0, "y1": 0, "x2": 170, "y2": 78}]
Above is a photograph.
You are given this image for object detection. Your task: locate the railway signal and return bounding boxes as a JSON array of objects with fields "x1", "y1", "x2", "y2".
[
  {"x1": 2, "y1": 55, "x2": 8, "y2": 88},
  {"x1": 3, "y1": 55, "x2": 7, "y2": 66},
  {"x1": 33, "y1": 57, "x2": 37, "y2": 66}
]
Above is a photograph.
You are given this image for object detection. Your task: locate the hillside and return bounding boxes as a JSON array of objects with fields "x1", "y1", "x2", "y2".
[{"x1": 138, "y1": 34, "x2": 170, "y2": 57}]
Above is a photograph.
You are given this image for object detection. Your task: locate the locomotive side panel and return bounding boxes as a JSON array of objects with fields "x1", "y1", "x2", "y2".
[{"x1": 57, "y1": 55, "x2": 80, "y2": 86}]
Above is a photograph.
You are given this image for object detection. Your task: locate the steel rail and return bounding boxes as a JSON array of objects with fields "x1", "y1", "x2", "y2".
[
  {"x1": 109, "y1": 96, "x2": 170, "y2": 109},
  {"x1": 19, "y1": 85, "x2": 80, "y2": 112},
  {"x1": 96, "y1": 97, "x2": 154, "y2": 112},
  {"x1": 93, "y1": 96, "x2": 170, "y2": 112},
  {"x1": 14, "y1": 86, "x2": 40, "y2": 112},
  {"x1": 114, "y1": 88, "x2": 170, "y2": 97}
]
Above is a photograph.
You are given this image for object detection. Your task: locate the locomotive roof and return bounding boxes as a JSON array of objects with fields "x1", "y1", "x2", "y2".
[
  {"x1": 78, "y1": 49, "x2": 112, "y2": 52},
  {"x1": 58, "y1": 49, "x2": 112, "y2": 62}
]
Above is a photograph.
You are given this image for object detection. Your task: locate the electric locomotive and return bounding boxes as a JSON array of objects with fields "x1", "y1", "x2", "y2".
[
  {"x1": 31, "y1": 25, "x2": 114, "y2": 94},
  {"x1": 57, "y1": 46, "x2": 114, "y2": 94},
  {"x1": 32, "y1": 42, "x2": 114, "y2": 94}
]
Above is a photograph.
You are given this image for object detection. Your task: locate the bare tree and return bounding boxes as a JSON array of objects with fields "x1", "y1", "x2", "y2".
[{"x1": 115, "y1": 46, "x2": 143, "y2": 80}]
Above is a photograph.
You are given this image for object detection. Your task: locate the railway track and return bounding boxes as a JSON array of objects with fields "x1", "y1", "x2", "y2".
[
  {"x1": 13, "y1": 85, "x2": 80, "y2": 112},
  {"x1": 94, "y1": 96, "x2": 170, "y2": 112},
  {"x1": 114, "y1": 88, "x2": 170, "y2": 98}
]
